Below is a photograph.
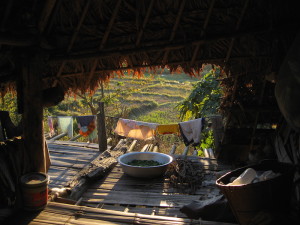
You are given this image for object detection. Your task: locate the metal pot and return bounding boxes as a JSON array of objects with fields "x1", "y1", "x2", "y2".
[{"x1": 118, "y1": 152, "x2": 173, "y2": 178}]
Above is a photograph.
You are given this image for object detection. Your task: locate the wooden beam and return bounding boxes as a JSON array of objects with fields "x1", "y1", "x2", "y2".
[
  {"x1": 54, "y1": 55, "x2": 270, "y2": 79},
  {"x1": 38, "y1": 0, "x2": 57, "y2": 33},
  {"x1": 86, "y1": 0, "x2": 122, "y2": 85},
  {"x1": 22, "y1": 57, "x2": 46, "y2": 172},
  {"x1": 68, "y1": 139, "x2": 128, "y2": 200},
  {"x1": 250, "y1": 78, "x2": 267, "y2": 150},
  {"x1": 51, "y1": 29, "x2": 269, "y2": 63},
  {"x1": 0, "y1": 34, "x2": 35, "y2": 46},
  {"x1": 55, "y1": 0, "x2": 92, "y2": 81},
  {"x1": 221, "y1": 0, "x2": 250, "y2": 144},
  {"x1": 45, "y1": 0, "x2": 63, "y2": 35},
  {"x1": 190, "y1": 0, "x2": 216, "y2": 67},
  {"x1": 162, "y1": 0, "x2": 186, "y2": 65},
  {"x1": 135, "y1": 0, "x2": 155, "y2": 46},
  {"x1": 1, "y1": 0, "x2": 14, "y2": 31},
  {"x1": 97, "y1": 102, "x2": 107, "y2": 152},
  {"x1": 224, "y1": 0, "x2": 250, "y2": 64}
]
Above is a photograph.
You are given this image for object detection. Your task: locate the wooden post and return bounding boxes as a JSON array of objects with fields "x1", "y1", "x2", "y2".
[
  {"x1": 97, "y1": 102, "x2": 107, "y2": 152},
  {"x1": 22, "y1": 57, "x2": 46, "y2": 172}
]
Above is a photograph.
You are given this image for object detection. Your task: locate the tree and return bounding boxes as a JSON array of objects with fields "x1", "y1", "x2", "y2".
[
  {"x1": 176, "y1": 67, "x2": 222, "y2": 153},
  {"x1": 177, "y1": 68, "x2": 222, "y2": 120}
]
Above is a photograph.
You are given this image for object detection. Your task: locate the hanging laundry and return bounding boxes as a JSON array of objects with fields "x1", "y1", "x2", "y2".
[
  {"x1": 76, "y1": 115, "x2": 96, "y2": 137},
  {"x1": 57, "y1": 116, "x2": 73, "y2": 138},
  {"x1": 88, "y1": 128, "x2": 98, "y2": 141},
  {"x1": 48, "y1": 117, "x2": 55, "y2": 137},
  {"x1": 179, "y1": 118, "x2": 203, "y2": 146},
  {"x1": 157, "y1": 124, "x2": 180, "y2": 135},
  {"x1": 114, "y1": 118, "x2": 158, "y2": 140}
]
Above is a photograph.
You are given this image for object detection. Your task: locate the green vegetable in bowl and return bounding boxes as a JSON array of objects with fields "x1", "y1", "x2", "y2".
[{"x1": 126, "y1": 159, "x2": 162, "y2": 167}]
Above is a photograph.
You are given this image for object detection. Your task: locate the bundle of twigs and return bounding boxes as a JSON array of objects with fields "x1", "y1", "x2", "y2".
[{"x1": 165, "y1": 158, "x2": 204, "y2": 194}]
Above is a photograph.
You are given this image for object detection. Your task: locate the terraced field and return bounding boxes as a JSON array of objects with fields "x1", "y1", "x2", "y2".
[{"x1": 105, "y1": 73, "x2": 198, "y2": 123}]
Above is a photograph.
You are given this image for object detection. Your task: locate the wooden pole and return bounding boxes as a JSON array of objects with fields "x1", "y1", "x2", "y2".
[
  {"x1": 22, "y1": 57, "x2": 46, "y2": 172},
  {"x1": 97, "y1": 102, "x2": 107, "y2": 152}
]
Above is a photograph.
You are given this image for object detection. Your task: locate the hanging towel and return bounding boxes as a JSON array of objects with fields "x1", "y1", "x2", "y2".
[
  {"x1": 179, "y1": 118, "x2": 203, "y2": 146},
  {"x1": 114, "y1": 118, "x2": 158, "y2": 140},
  {"x1": 48, "y1": 117, "x2": 55, "y2": 137},
  {"x1": 76, "y1": 115, "x2": 96, "y2": 137},
  {"x1": 157, "y1": 124, "x2": 180, "y2": 135},
  {"x1": 57, "y1": 116, "x2": 73, "y2": 138}
]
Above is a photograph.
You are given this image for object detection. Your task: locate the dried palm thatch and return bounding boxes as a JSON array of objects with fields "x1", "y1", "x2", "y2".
[
  {"x1": 0, "y1": 0, "x2": 298, "y2": 95},
  {"x1": 0, "y1": 0, "x2": 299, "y2": 150}
]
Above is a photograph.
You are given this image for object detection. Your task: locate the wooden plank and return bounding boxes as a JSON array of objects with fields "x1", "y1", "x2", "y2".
[
  {"x1": 49, "y1": 132, "x2": 67, "y2": 141},
  {"x1": 22, "y1": 57, "x2": 46, "y2": 172},
  {"x1": 47, "y1": 140, "x2": 101, "y2": 149},
  {"x1": 81, "y1": 190, "x2": 201, "y2": 207},
  {"x1": 97, "y1": 102, "x2": 107, "y2": 152}
]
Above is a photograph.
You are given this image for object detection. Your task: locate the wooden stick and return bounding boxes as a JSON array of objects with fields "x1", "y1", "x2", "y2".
[
  {"x1": 51, "y1": 30, "x2": 269, "y2": 63},
  {"x1": 182, "y1": 146, "x2": 189, "y2": 156},
  {"x1": 38, "y1": 0, "x2": 57, "y2": 33},
  {"x1": 136, "y1": 0, "x2": 155, "y2": 46},
  {"x1": 162, "y1": 0, "x2": 186, "y2": 65},
  {"x1": 97, "y1": 102, "x2": 107, "y2": 152},
  {"x1": 141, "y1": 144, "x2": 149, "y2": 152},
  {"x1": 49, "y1": 132, "x2": 67, "y2": 141},
  {"x1": 22, "y1": 57, "x2": 45, "y2": 172},
  {"x1": 69, "y1": 134, "x2": 82, "y2": 141},
  {"x1": 1, "y1": 0, "x2": 14, "y2": 31},
  {"x1": 128, "y1": 139, "x2": 137, "y2": 152},
  {"x1": 86, "y1": 0, "x2": 122, "y2": 85},
  {"x1": 190, "y1": 0, "x2": 215, "y2": 66},
  {"x1": 54, "y1": 0, "x2": 92, "y2": 80},
  {"x1": 224, "y1": 0, "x2": 250, "y2": 64},
  {"x1": 68, "y1": 139, "x2": 127, "y2": 200},
  {"x1": 169, "y1": 144, "x2": 177, "y2": 155}
]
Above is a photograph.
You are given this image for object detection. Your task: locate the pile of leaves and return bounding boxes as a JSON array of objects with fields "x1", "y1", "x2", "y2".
[{"x1": 165, "y1": 158, "x2": 204, "y2": 194}]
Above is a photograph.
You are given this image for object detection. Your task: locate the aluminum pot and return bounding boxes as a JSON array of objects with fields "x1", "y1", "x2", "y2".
[{"x1": 118, "y1": 152, "x2": 173, "y2": 178}]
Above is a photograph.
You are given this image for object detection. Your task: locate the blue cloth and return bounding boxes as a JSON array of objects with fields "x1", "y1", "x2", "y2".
[{"x1": 76, "y1": 116, "x2": 95, "y2": 127}]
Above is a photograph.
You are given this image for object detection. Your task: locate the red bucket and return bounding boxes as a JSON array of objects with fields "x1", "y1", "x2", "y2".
[{"x1": 20, "y1": 172, "x2": 49, "y2": 211}]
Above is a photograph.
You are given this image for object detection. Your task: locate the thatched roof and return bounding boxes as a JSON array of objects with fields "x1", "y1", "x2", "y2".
[
  {"x1": 0, "y1": 0, "x2": 298, "y2": 93},
  {"x1": 0, "y1": 0, "x2": 299, "y2": 153}
]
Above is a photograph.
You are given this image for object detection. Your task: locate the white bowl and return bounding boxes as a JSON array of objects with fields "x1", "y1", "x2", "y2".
[{"x1": 118, "y1": 152, "x2": 173, "y2": 178}]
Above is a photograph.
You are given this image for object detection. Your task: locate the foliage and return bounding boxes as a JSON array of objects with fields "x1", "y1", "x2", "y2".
[
  {"x1": 177, "y1": 68, "x2": 222, "y2": 121},
  {"x1": 0, "y1": 93, "x2": 21, "y2": 124},
  {"x1": 177, "y1": 68, "x2": 222, "y2": 152},
  {"x1": 137, "y1": 110, "x2": 178, "y2": 124}
]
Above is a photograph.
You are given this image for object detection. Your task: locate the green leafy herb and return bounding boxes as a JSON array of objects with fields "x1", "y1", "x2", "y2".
[{"x1": 126, "y1": 160, "x2": 162, "y2": 167}]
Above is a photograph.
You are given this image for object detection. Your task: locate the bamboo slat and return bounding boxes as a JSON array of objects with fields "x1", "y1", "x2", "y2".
[{"x1": 26, "y1": 202, "x2": 237, "y2": 225}]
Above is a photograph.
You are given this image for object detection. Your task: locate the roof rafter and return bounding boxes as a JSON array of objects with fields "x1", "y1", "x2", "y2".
[
  {"x1": 135, "y1": 0, "x2": 155, "y2": 46},
  {"x1": 53, "y1": 55, "x2": 270, "y2": 79},
  {"x1": 51, "y1": 29, "x2": 270, "y2": 63},
  {"x1": 224, "y1": 0, "x2": 250, "y2": 65},
  {"x1": 162, "y1": 0, "x2": 187, "y2": 65},
  {"x1": 85, "y1": 0, "x2": 122, "y2": 86},
  {"x1": 1, "y1": 0, "x2": 14, "y2": 31},
  {"x1": 54, "y1": 0, "x2": 92, "y2": 82},
  {"x1": 190, "y1": 0, "x2": 216, "y2": 67},
  {"x1": 38, "y1": 0, "x2": 57, "y2": 33},
  {"x1": 45, "y1": 0, "x2": 62, "y2": 35}
]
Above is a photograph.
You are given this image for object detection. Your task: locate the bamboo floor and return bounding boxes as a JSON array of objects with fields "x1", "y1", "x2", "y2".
[
  {"x1": 79, "y1": 156, "x2": 231, "y2": 219},
  {"x1": 4, "y1": 141, "x2": 237, "y2": 225},
  {"x1": 46, "y1": 141, "x2": 100, "y2": 189}
]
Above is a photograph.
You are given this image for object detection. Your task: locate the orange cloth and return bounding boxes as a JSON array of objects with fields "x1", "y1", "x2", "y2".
[
  {"x1": 114, "y1": 119, "x2": 158, "y2": 140},
  {"x1": 157, "y1": 124, "x2": 180, "y2": 135}
]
